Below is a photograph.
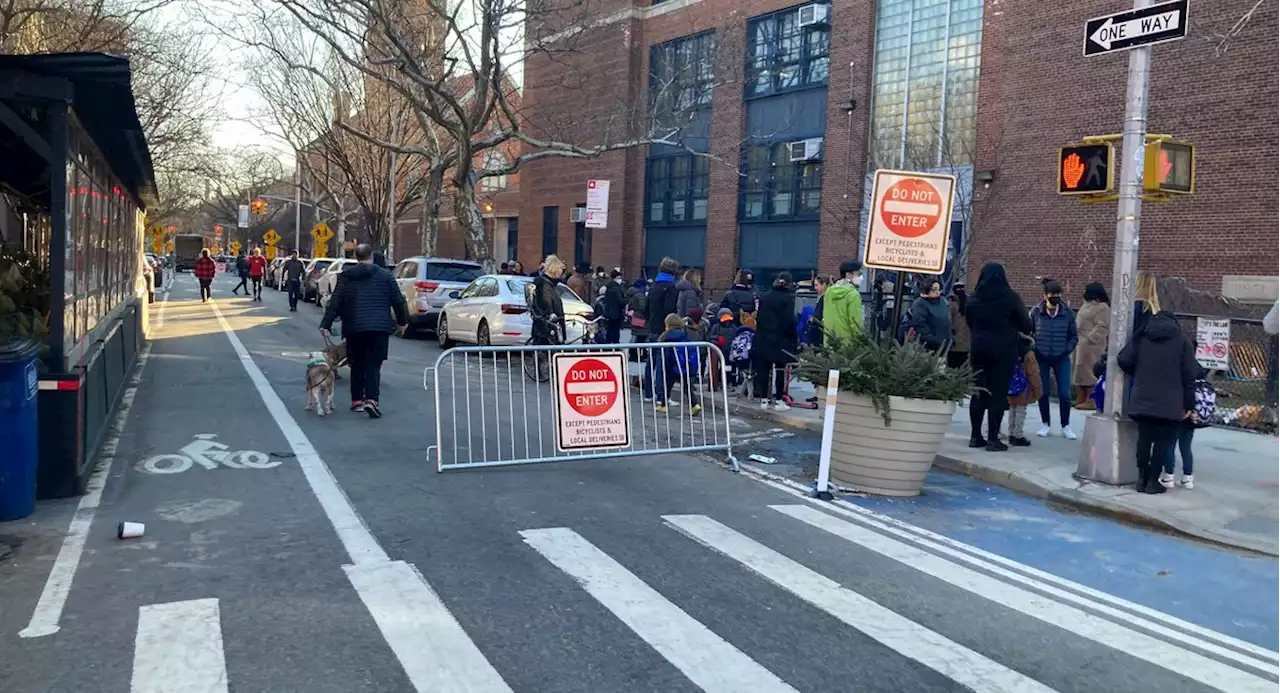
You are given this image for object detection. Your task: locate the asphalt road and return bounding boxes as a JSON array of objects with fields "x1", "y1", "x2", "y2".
[{"x1": 0, "y1": 271, "x2": 1275, "y2": 693}]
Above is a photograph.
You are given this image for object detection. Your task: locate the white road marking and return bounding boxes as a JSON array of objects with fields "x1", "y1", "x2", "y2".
[
  {"x1": 520, "y1": 527, "x2": 799, "y2": 693},
  {"x1": 131, "y1": 598, "x2": 228, "y2": 693},
  {"x1": 207, "y1": 288, "x2": 512, "y2": 693},
  {"x1": 19, "y1": 291, "x2": 166, "y2": 638},
  {"x1": 739, "y1": 465, "x2": 1280, "y2": 667},
  {"x1": 772, "y1": 504, "x2": 1276, "y2": 693},
  {"x1": 664, "y1": 515, "x2": 1059, "y2": 693}
]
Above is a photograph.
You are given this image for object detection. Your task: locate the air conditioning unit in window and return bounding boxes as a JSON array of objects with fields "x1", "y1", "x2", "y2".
[
  {"x1": 569, "y1": 207, "x2": 588, "y2": 223},
  {"x1": 788, "y1": 138, "x2": 823, "y2": 162},
  {"x1": 797, "y1": 3, "x2": 829, "y2": 27}
]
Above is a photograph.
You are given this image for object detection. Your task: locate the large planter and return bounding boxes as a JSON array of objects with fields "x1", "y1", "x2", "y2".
[{"x1": 824, "y1": 391, "x2": 956, "y2": 497}]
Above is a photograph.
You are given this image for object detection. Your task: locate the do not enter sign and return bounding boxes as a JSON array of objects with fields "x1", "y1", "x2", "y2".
[
  {"x1": 553, "y1": 352, "x2": 631, "y2": 451},
  {"x1": 863, "y1": 169, "x2": 956, "y2": 273}
]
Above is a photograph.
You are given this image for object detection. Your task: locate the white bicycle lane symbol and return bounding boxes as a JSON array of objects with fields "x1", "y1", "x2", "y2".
[{"x1": 139, "y1": 434, "x2": 281, "y2": 474}]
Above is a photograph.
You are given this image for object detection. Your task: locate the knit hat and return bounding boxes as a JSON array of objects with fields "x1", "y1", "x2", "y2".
[
  {"x1": 717, "y1": 308, "x2": 733, "y2": 322},
  {"x1": 687, "y1": 307, "x2": 704, "y2": 323}
]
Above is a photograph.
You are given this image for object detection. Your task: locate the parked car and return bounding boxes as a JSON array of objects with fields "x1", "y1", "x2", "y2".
[
  {"x1": 301, "y1": 258, "x2": 336, "y2": 302},
  {"x1": 435, "y1": 274, "x2": 592, "y2": 348},
  {"x1": 316, "y1": 258, "x2": 357, "y2": 309},
  {"x1": 265, "y1": 258, "x2": 284, "y2": 288},
  {"x1": 392, "y1": 257, "x2": 484, "y2": 334}
]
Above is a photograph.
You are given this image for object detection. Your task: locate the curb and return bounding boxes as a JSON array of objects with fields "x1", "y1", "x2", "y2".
[{"x1": 731, "y1": 401, "x2": 1278, "y2": 557}]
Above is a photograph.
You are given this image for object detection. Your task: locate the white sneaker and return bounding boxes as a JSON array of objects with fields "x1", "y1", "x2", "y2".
[
  {"x1": 773, "y1": 401, "x2": 791, "y2": 412},
  {"x1": 1180, "y1": 475, "x2": 1194, "y2": 490},
  {"x1": 1036, "y1": 424, "x2": 1051, "y2": 437},
  {"x1": 760, "y1": 399, "x2": 771, "y2": 410},
  {"x1": 1158, "y1": 471, "x2": 1175, "y2": 488},
  {"x1": 1062, "y1": 425, "x2": 1078, "y2": 440}
]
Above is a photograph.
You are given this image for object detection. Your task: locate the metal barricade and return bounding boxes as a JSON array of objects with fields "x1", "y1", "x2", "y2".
[{"x1": 425, "y1": 342, "x2": 739, "y2": 472}]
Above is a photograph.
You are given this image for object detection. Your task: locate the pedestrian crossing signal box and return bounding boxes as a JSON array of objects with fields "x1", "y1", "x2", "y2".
[
  {"x1": 1143, "y1": 139, "x2": 1194, "y2": 194},
  {"x1": 1058, "y1": 143, "x2": 1115, "y2": 195}
]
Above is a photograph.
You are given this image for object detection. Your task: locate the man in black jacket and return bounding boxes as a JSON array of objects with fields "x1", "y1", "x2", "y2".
[
  {"x1": 601, "y1": 269, "x2": 626, "y2": 343},
  {"x1": 281, "y1": 250, "x2": 306, "y2": 311},
  {"x1": 320, "y1": 244, "x2": 408, "y2": 418}
]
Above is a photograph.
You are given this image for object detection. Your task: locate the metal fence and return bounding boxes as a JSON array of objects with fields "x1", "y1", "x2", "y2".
[
  {"x1": 1171, "y1": 312, "x2": 1277, "y2": 432},
  {"x1": 425, "y1": 342, "x2": 739, "y2": 472}
]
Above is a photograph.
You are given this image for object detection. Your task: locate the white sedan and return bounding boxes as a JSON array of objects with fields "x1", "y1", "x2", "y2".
[
  {"x1": 436, "y1": 274, "x2": 594, "y2": 347},
  {"x1": 316, "y1": 258, "x2": 358, "y2": 308}
]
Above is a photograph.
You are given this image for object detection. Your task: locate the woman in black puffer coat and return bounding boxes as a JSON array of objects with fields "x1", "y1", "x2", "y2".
[
  {"x1": 753, "y1": 273, "x2": 798, "y2": 409},
  {"x1": 1117, "y1": 311, "x2": 1199, "y2": 494},
  {"x1": 964, "y1": 262, "x2": 1033, "y2": 451}
]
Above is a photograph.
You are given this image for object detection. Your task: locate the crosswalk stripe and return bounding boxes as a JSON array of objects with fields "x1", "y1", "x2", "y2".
[
  {"x1": 520, "y1": 527, "x2": 799, "y2": 693},
  {"x1": 344, "y1": 560, "x2": 514, "y2": 693},
  {"x1": 664, "y1": 515, "x2": 1060, "y2": 693},
  {"x1": 131, "y1": 598, "x2": 228, "y2": 693},
  {"x1": 771, "y1": 504, "x2": 1277, "y2": 693}
]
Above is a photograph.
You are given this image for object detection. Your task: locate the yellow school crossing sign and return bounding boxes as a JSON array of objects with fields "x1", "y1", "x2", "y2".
[
  {"x1": 263, "y1": 228, "x2": 281, "y2": 261},
  {"x1": 311, "y1": 222, "x2": 334, "y2": 257},
  {"x1": 230, "y1": 240, "x2": 242, "y2": 256}
]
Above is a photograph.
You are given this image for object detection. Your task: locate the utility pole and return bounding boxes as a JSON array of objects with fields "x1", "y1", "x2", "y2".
[
  {"x1": 387, "y1": 115, "x2": 403, "y2": 262},
  {"x1": 294, "y1": 160, "x2": 302, "y2": 254},
  {"x1": 1079, "y1": 0, "x2": 1154, "y2": 485}
]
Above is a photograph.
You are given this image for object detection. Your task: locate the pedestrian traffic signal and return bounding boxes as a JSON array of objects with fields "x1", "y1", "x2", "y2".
[
  {"x1": 1143, "y1": 139, "x2": 1194, "y2": 194},
  {"x1": 1058, "y1": 143, "x2": 1114, "y2": 195}
]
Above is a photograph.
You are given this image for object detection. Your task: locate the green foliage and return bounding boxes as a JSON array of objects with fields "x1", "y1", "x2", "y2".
[
  {"x1": 0, "y1": 244, "x2": 50, "y2": 349},
  {"x1": 795, "y1": 336, "x2": 976, "y2": 426}
]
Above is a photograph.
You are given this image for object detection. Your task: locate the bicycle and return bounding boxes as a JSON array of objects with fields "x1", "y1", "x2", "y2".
[{"x1": 522, "y1": 313, "x2": 604, "y2": 382}]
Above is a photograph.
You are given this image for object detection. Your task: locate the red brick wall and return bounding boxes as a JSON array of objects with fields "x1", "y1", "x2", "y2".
[
  {"x1": 519, "y1": 0, "x2": 873, "y2": 286},
  {"x1": 970, "y1": 0, "x2": 1279, "y2": 301}
]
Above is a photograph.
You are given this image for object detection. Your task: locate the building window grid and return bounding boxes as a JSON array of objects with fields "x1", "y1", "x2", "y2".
[
  {"x1": 649, "y1": 31, "x2": 716, "y2": 120},
  {"x1": 868, "y1": 0, "x2": 982, "y2": 169},
  {"x1": 741, "y1": 142, "x2": 823, "y2": 221},
  {"x1": 646, "y1": 155, "x2": 709, "y2": 226},
  {"x1": 746, "y1": 7, "x2": 831, "y2": 98}
]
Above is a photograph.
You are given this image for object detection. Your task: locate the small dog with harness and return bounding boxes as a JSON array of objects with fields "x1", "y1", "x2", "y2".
[{"x1": 305, "y1": 351, "x2": 336, "y2": 415}]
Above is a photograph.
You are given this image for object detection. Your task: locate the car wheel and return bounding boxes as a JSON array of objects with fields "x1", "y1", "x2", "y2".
[
  {"x1": 477, "y1": 320, "x2": 491, "y2": 347},
  {"x1": 437, "y1": 314, "x2": 456, "y2": 348}
]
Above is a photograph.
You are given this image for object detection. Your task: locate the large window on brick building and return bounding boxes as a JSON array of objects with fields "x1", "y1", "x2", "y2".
[
  {"x1": 649, "y1": 31, "x2": 716, "y2": 121},
  {"x1": 746, "y1": 5, "x2": 831, "y2": 98},
  {"x1": 740, "y1": 141, "x2": 823, "y2": 221},
  {"x1": 541, "y1": 206, "x2": 558, "y2": 258},
  {"x1": 645, "y1": 154, "x2": 709, "y2": 225}
]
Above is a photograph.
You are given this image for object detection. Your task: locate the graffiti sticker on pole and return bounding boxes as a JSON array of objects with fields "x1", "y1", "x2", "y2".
[
  {"x1": 553, "y1": 352, "x2": 630, "y2": 451},
  {"x1": 863, "y1": 169, "x2": 956, "y2": 274}
]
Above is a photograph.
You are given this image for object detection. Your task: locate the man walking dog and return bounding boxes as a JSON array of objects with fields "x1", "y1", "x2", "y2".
[{"x1": 320, "y1": 243, "x2": 408, "y2": 418}]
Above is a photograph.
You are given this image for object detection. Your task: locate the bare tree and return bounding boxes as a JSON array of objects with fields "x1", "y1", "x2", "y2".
[{"x1": 201, "y1": 146, "x2": 291, "y2": 252}]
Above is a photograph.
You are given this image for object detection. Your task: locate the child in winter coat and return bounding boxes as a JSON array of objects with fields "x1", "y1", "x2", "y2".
[
  {"x1": 654, "y1": 313, "x2": 702, "y2": 415},
  {"x1": 1006, "y1": 333, "x2": 1043, "y2": 447},
  {"x1": 708, "y1": 308, "x2": 736, "y2": 390}
]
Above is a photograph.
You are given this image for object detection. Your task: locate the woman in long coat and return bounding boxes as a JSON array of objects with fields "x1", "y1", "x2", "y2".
[{"x1": 1071, "y1": 282, "x2": 1110, "y2": 408}]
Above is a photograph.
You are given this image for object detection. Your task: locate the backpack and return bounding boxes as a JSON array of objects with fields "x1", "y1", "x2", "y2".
[
  {"x1": 728, "y1": 327, "x2": 755, "y2": 365},
  {"x1": 1008, "y1": 363, "x2": 1029, "y2": 397},
  {"x1": 1193, "y1": 378, "x2": 1216, "y2": 423}
]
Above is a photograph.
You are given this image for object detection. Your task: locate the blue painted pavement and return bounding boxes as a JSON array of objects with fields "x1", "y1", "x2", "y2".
[{"x1": 844, "y1": 470, "x2": 1279, "y2": 651}]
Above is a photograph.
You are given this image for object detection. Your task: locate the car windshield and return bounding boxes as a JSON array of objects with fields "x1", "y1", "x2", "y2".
[
  {"x1": 424, "y1": 262, "x2": 482, "y2": 283},
  {"x1": 311, "y1": 260, "x2": 332, "y2": 272}
]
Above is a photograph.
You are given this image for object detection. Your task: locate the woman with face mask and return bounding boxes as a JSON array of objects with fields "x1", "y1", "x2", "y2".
[{"x1": 1030, "y1": 279, "x2": 1079, "y2": 439}]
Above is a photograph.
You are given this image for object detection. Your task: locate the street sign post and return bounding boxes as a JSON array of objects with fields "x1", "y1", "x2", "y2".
[
  {"x1": 862, "y1": 169, "x2": 956, "y2": 274},
  {"x1": 1083, "y1": 0, "x2": 1187, "y2": 57},
  {"x1": 585, "y1": 179, "x2": 610, "y2": 229},
  {"x1": 552, "y1": 352, "x2": 630, "y2": 452}
]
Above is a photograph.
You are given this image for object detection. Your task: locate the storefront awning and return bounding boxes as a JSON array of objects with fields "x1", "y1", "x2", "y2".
[{"x1": 0, "y1": 52, "x2": 157, "y2": 211}]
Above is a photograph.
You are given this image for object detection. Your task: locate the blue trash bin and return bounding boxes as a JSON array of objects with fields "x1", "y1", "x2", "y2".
[{"x1": 0, "y1": 338, "x2": 40, "y2": 521}]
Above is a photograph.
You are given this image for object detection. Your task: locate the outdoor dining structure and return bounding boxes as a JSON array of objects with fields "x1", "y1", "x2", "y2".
[{"x1": 0, "y1": 53, "x2": 156, "y2": 498}]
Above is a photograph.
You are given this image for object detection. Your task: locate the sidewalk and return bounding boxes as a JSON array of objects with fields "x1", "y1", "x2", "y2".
[{"x1": 730, "y1": 379, "x2": 1280, "y2": 556}]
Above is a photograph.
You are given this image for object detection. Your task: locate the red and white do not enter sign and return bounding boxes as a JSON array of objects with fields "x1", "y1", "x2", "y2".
[
  {"x1": 879, "y1": 178, "x2": 942, "y2": 238},
  {"x1": 563, "y1": 358, "x2": 619, "y2": 417}
]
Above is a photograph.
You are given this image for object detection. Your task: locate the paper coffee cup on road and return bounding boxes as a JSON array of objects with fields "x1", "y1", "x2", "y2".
[{"x1": 117, "y1": 522, "x2": 145, "y2": 539}]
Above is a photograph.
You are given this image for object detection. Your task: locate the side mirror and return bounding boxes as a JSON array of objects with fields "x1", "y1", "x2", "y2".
[{"x1": 448, "y1": 290, "x2": 461, "y2": 299}]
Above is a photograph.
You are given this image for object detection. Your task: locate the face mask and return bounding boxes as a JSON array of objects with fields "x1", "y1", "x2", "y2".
[
  {"x1": 1048, "y1": 296, "x2": 1061, "y2": 306},
  {"x1": 850, "y1": 274, "x2": 862, "y2": 285}
]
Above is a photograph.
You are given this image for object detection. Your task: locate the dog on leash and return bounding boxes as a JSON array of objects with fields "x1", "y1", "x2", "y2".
[
  {"x1": 305, "y1": 351, "x2": 335, "y2": 415},
  {"x1": 323, "y1": 340, "x2": 347, "y2": 380}
]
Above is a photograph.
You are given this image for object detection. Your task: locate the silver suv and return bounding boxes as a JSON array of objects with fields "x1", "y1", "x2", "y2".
[{"x1": 392, "y1": 257, "x2": 484, "y2": 334}]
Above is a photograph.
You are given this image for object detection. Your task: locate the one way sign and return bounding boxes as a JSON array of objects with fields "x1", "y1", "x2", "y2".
[{"x1": 1083, "y1": 0, "x2": 1188, "y2": 57}]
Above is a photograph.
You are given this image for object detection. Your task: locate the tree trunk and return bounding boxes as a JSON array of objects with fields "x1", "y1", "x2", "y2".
[
  {"x1": 452, "y1": 177, "x2": 491, "y2": 264},
  {"x1": 419, "y1": 166, "x2": 444, "y2": 256}
]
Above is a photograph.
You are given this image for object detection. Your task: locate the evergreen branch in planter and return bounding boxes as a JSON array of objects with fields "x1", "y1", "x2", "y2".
[{"x1": 795, "y1": 335, "x2": 977, "y2": 426}]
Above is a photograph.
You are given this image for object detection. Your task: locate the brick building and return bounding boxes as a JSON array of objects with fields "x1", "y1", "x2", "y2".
[
  {"x1": 519, "y1": 0, "x2": 1277, "y2": 298},
  {"x1": 971, "y1": 0, "x2": 1278, "y2": 302}
]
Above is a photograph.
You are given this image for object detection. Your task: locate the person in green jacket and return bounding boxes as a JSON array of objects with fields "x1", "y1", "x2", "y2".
[{"x1": 821, "y1": 260, "x2": 865, "y2": 345}]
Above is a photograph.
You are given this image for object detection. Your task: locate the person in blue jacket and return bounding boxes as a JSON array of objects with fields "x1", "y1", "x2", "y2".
[{"x1": 1030, "y1": 279, "x2": 1079, "y2": 439}]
